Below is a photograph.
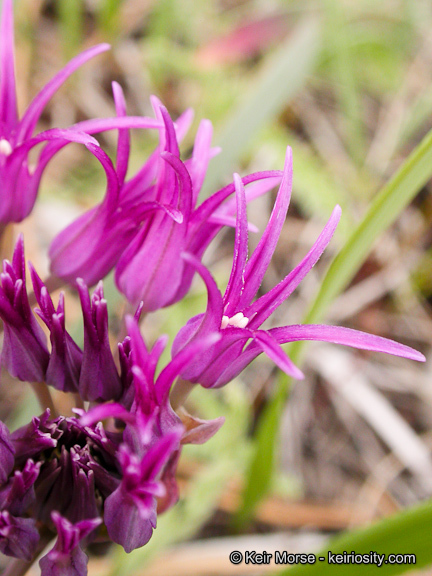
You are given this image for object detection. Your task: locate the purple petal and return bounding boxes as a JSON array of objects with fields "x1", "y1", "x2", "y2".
[
  {"x1": 10, "y1": 411, "x2": 57, "y2": 467},
  {"x1": 69, "y1": 115, "x2": 161, "y2": 135},
  {"x1": 77, "y1": 280, "x2": 122, "y2": 402},
  {"x1": 268, "y1": 324, "x2": 426, "y2": 362},
  {"x1": 187, "y1": 119, "x2": 213, "y2": 204},
  {"x1": 237, "y1": 147, "x2": 293, "y2": 309},
  {"x1": 39, "y1": 513, "x2": 101, "y2": 576},
  {"x1": 207, "y1": 213, "x2": 259, "y2": 233},
  {"x1": 139, "y1": 429, "x2": 182, "y2": 479},
  {"x1": 112, "y1": 81, "x2": 129, "y2": 186},
  {"x1": 246, "y1": 205, "x2": 341, "y2": 328},
  {"x1": 223, "y1": 173, "x2": 249, "y2": 313},
  {"x1": 17, "y1": 43, "x2": 110, "y2": 143},
  {"x1": 0, "y1": 511, "x2": 39, "y2": 561},
  {"x1": 173, "y1": 106, "x2": 195, "y2": 141},
  {"x1": 161, "y1": 152, "x2": 193, "y2": 216},
  {"x1": 104, "y1": 487, "x2": 155, "y2": 553},
  {"x1": 191, "y1": 170, "x2": 283, "y2": 231},
  {"x1": 39, "y1": 545, "x2": 88, "y2": 576},
  {"x1": 0, "y1": 421, "x2": 14, "y2": 485},
  {"x1": 79, "y1": 403, "x2": 134, "y2": 427},
  {"x1": 180, "y1": 252, "x2": 224, "y2": 333},
  {"x1": 156, "y1": 331, "x2": 221, "y2": 401},
  {"x1": 0, "y1": 0, "x2": 17, "y2": 132},
  {"x1": 252, "y1": 330, "x2": 304, "y2": 379}
]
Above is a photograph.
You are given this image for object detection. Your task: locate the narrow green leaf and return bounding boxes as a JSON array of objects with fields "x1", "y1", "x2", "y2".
[
  {"x1": 233, "y1": 377, "x2": 288, "y2": 528},
  {"x1": 202, "y1": 18, "x2": 321, "y2": 196},
  {"x1": 240, "y1": 123, "x2": 432, "y2": 525},
  {"x1": 279, "y1": 499, "x2": 432, "y2": 575},
  {"x1": 302, "y1": 124, "x2": 432, "y2": 330}
]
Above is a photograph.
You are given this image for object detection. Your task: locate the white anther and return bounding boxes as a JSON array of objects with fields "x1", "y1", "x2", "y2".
[
  {"x1": 221, "y1": 312, "x2": 249, "y2": 329},
  {"x1": 0, "y1": 139, "x2": 12, "y2": 156}
]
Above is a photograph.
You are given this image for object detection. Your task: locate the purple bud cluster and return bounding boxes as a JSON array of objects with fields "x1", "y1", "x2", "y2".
[{"x1": 0, "y1": 0, "x2": 425, "y2": 574}]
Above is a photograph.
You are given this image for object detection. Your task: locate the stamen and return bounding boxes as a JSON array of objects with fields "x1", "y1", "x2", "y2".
[
  {"x1": 221, "y1": 312, "x2": 249, "y2": 329},
  {"x1": 0, "y1": 139, "x2": 12, "y2": 156}
]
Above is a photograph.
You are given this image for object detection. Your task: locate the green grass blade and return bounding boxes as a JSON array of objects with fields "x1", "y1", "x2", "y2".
[
  {"x1": 302, "y1": 124, "x2": 432, "y2": 330},
  {"x1": 238, "y1": 124, "x2": 432, "y2": 527},
  {"x1": 279, "y1": 499, "x2": 432, "y2": 575},
  {"x1": 233, "y1": 377, "x2": 288, "y2": 529},
  {"x1": 202, "y1": 18, "x2": 321, "y2": 196}
]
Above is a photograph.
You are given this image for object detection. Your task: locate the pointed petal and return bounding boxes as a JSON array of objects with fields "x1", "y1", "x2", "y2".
[
  {"x1": 0, "y1": 0, "x2": 17, "y2": 131},
  {"x1": 173, "y1": 107, "x2": 194, "y2": 141},
  {"x1": 139, "y1": 429, "x2": 182, "y2": 479},
  {"x1": 104, "y1": 487, "x2": 155, "y2": 553},
  {"x1": 207, "y1": 213, "x2": 258, "y2": 233},
  {"x1": 70, "y1": 115, "x2": 161, "y2": 134},
  {"x1": 223, "y1": 173, "x2": 248, "y2": 313},
  {"x1": 188, "y1": 118, "x2": 213, "y2": 204},
  {"x1": 252, "y1": 330, "x2": 304, "y2": 379},
  {"x1": 79, "y1": 403, "x2": 134, "y2": 427},
  {"x1": 156, "y1": 332, "x2": 220, "y2": 402},
  {"x1": 237, "y1": 147, "x2": 293, "y2": 308},
  {"x1": 161, "y1": 151, "x2": 192, "y2": 217},
  {"x1": 247, "y1": 205, "x2": 341, "y2": 328},
  {"x1": 181, "y1": 252, "x2": 224, "y2": 332},
  {"x1": 268, "y1": 324, "x2": 426, "y2": 362},
  {"x1": 112, "y1": 81, "x2": 129, "y2": 186},
  {"x1": 191, "y1": 170, "x2": 283, "y2": 229},
  {"x1": 17, "y1": 43, "x2": 110, "y2": 142}
]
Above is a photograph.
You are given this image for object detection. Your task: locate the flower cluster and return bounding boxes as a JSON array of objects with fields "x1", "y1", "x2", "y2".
[{"x1": 0, "y1": 1, "x2": 425, "y2": 575}]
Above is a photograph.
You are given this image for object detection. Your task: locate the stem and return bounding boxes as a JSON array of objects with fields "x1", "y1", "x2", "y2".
[
  {"x1": 31, "y1": 381, "x2": 58, "y2": 418},
  {"x1": 170, "y1": 378, "x2": 195, "y2": 410}
]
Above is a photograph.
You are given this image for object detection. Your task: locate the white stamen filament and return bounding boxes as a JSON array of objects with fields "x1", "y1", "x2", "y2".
[
  {"x1": 0, "y1": 139, "x2": 12, "y2": 156},
  {"x1": 221, "y1": 312, "x2": 249, "y2": 329}
]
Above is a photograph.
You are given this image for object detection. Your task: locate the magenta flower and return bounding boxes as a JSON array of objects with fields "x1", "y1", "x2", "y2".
[
  {"x1": 172, "y1": 148, "x2": 425, "y2": 388},
  {"x1": 0, "y1": 235, "x2": 49, "y2": 382},
  {"x1": 48, "y1": 90, "x2": 281, "y2": 310},
  {"x1": 30, "y1": 265, "x2": 82, "y2": 393},
  {"x1": 0, "y1": 0, "x2": 110, "y2": 226},
  {"x1": 0, "y1": 0, "x2": 161, "y2": 230},
  {"x1": 0, "y1": 247, "x2": 223, "y2": 569},
  {"x1": 48, "y1": 84, "x2": 164, "y2": 287},
  {"x1": 103, "y1": 431, "x2": 182, "y2": 553},
  {"x1": 0, "y1": 511, "x2": 39, "y2": 562},
  {"x1": 114, "y1": 101, "x2": 282, "y2": 310},
  {"x1": 39, "y1": 513, "x2": 102, "y2": 576}
]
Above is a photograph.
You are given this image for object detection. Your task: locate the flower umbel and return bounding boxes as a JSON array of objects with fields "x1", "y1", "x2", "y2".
[
  {"x1": 0, "y1": 239, "x2": 223, "y2": 574},
  {"x1": 48, "y1": 90, "x2": 282, "y2": 311},
  {"x1": 0, "y1": 1, "x2": 427, "y2": 572}
]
